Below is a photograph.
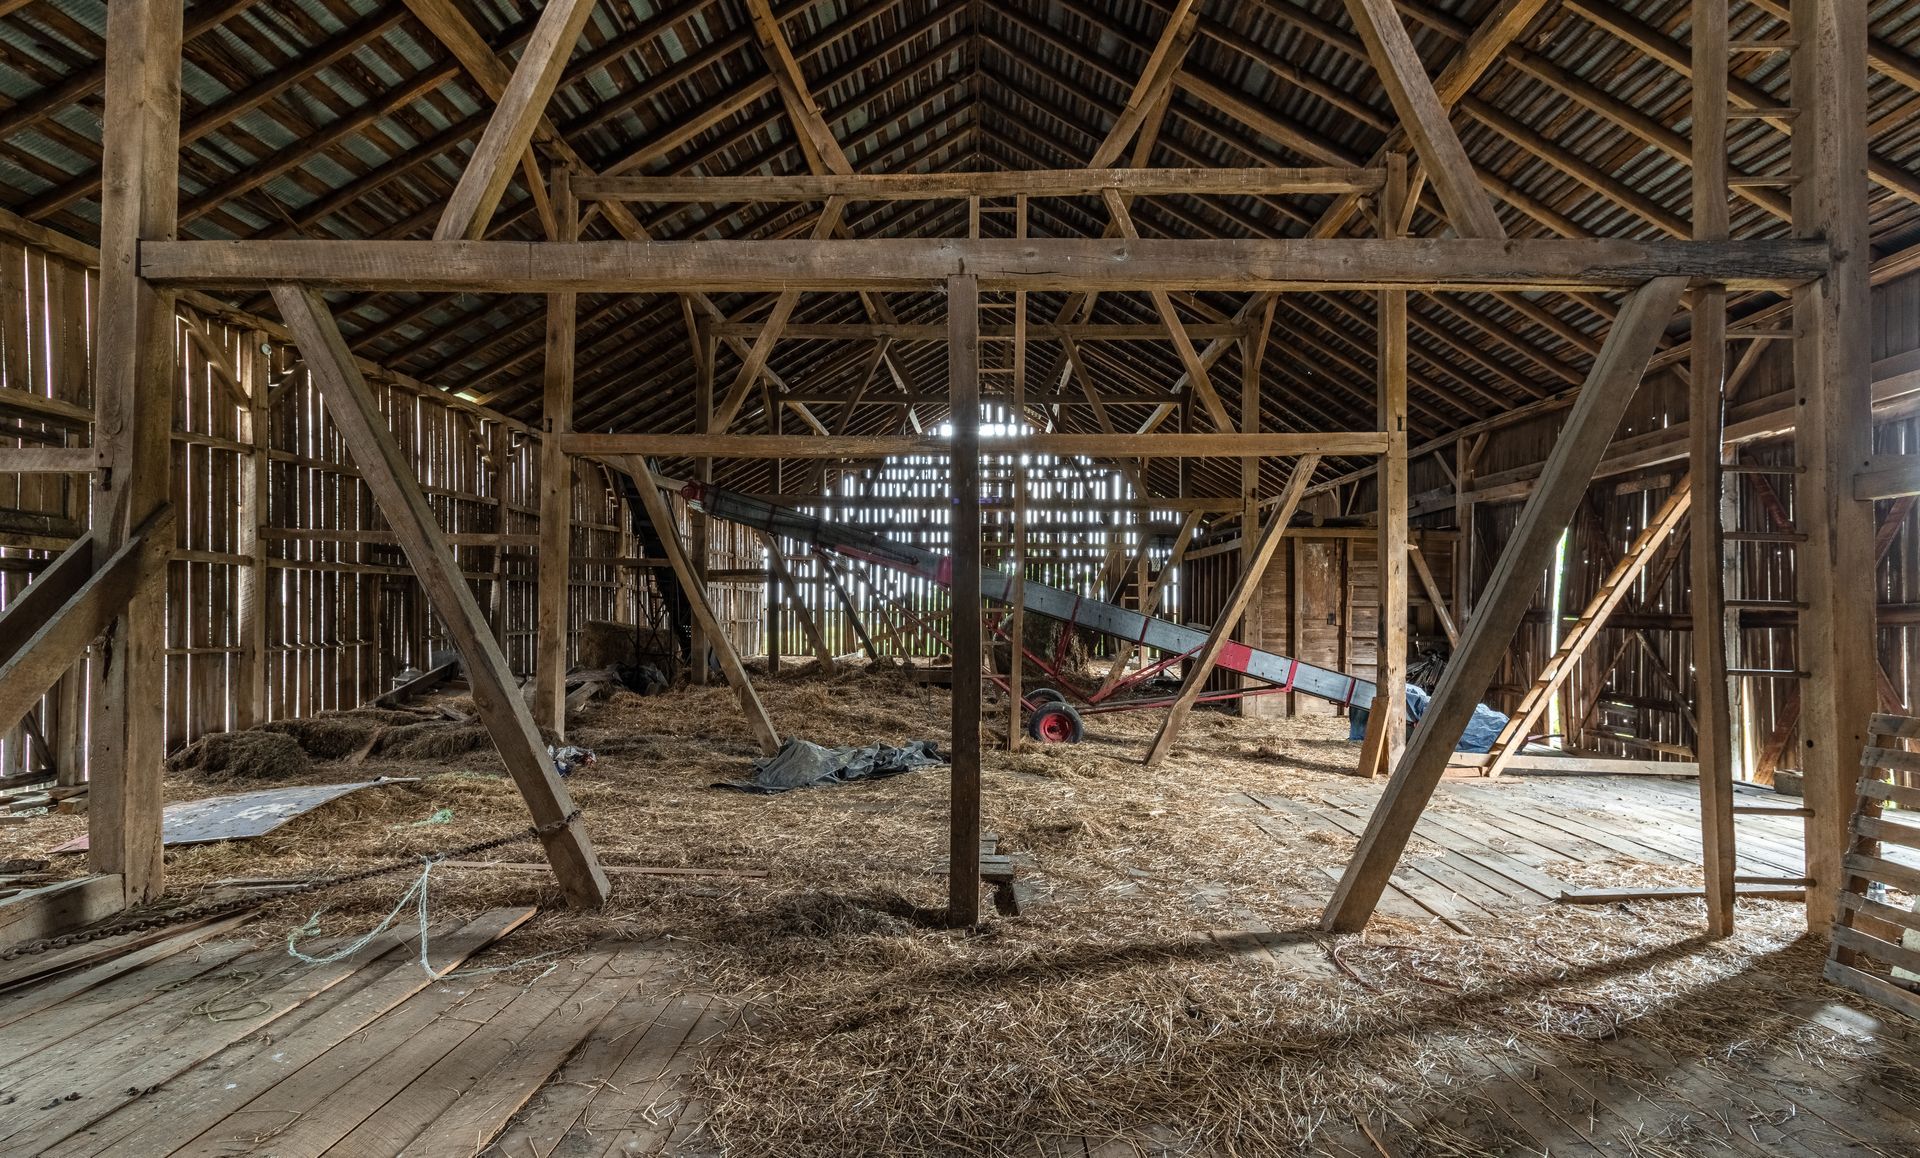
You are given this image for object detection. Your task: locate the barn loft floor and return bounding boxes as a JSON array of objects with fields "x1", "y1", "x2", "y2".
[{"x1": 6, "y1": 667, "x2": 1920, "y2": 1157}]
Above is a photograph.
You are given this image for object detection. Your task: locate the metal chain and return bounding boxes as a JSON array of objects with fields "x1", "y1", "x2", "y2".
[{"x1": 0, "y1": 810, "x2": 582, "y2": 962}]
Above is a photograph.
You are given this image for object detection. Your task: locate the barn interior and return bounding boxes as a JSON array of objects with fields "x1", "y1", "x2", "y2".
[{"x1": 6, "y1": 0, "x2": 1920, "y2": 1154}]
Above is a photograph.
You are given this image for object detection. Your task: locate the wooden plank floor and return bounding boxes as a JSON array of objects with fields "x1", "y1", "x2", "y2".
[{"x1": 4, "y1": 775, "x2": 1918, "y2": 1156}]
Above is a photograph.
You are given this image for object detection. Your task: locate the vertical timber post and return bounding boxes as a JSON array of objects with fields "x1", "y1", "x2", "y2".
[
  {"x1": 1792, "y1": 0, "x2": 1875, "y2": 931},
  {"x1": 1239, "y1": 299, "x2": 1272, "y2": 715},
  {"x1": 1359, "y1": 152, "x2": 1411, "y2": 778},
  {"x1": 1007, "y1": 195, "x2": 1027, "y2": 751},
  {"x1": 534, "y1": 167, "x2": 577, "y2": 738},
  {"x1": 90, "y1": 0, "x2": 184, "y2": 904},
  {"x1": 1692, "y1": 0, "x2": 1737, "y2": 937},
  {"x1": 948, "y1": 273, "x2": 983, "y2": 928}
]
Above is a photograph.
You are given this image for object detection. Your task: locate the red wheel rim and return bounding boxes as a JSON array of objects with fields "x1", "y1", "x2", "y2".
[{"x1": 1036, "y1": 711, "x2": 1075, "y2": 742}]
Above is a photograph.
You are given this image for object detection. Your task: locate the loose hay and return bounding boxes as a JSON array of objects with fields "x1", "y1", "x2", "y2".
[
  {"x1": 166, "y1": 729, "x2": 311, "y2": 780},
  {"x1": 375, "y1": 721, "x2": 494, "y2": 760},
  {"x1": 19, "y1": 662, "x2": 1906, "y2": 1156}
]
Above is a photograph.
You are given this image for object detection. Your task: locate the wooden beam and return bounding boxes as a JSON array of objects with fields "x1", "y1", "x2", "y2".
[
  {"x1": 0, "y1": 516, "x2": 171, "y2": 741},
  {"x1": 0, "y1": 876, "x2": 127, "y2": 950},
  {"x1": 816, "y1": 549, "x2": 880, "y2": 661},
  {"x1": 1339, "y1": 0, "x2": 1506, "y2": 239},
  {"x1": 556, "y1": 432, "x2": 1387, "y2": 459},
  {"x1": 711, "y1": 322, "x2": 1249, "y2": 342},
  {"x1": 1692, "y1": 0, "x2": 1737, "y2": 939},
  {"x1": 744, "y1": 0, "x2": 853, "y2": 175},
  {"x1": 574, "y1": 168, "x2": 1384, "y2": 203},
  {"x1": 534, "y1": 169, "x2": 578, "y2": 737},
  {"x1": 0, "y1": 448, "x2": 94, "y2": 473},
  {"x1": 948, "y1": 273, "x2": 983, "y2": 927},
  {"x1": 1092, "y1": 0, "x2": 1202, "y2": 169},
  {"x1": 625, "y1": 461, "x2": 781, "y2": 755},
  {"x1": 1854, "y1": 454, "x2": 1920, "y2": 500},
  {"x1": 1143, "y1": 455, "x2": 1320, "y2": 768},
  {"x1": 1321, "y1": 276, "x2": 1687, "y2": 932},
  {"x1": 434, "y1": 0, "x2": 597, "y2": 240},
  {"x1": 1101, "y1": 189, "x2": 1233, "y2": 430},
  {"x1": 271, "y1": 284, "x2": 610, "y2": 910},
  {"x1": 88, "y1": 0, "x2": 183, "y2": 908},
  {"x1": 1407, "y1": 544, "x2": 1458, "y2": 644},
  {"x1": 710, "y1": 201, "x2": 847, "y2": 433},
  {"x1": 1794, "y1": 0, "x2": 1877, "y2": 931},
  {"x1": 139, "y1": 239, "x2": 1829, "y2": 294}
]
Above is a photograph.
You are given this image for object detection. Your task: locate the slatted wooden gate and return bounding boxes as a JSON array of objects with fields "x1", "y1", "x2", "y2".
[{"x1": 1825, "y1": 712, "x2": 1920, "y2": 1019}]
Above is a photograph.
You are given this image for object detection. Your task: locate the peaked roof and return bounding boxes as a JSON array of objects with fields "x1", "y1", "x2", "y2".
[{"x1": 1, "y1": 0, "x2": 1918, "y2": 498}]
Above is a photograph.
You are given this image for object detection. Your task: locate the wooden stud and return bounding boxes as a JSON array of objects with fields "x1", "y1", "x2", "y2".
[
  {"x1": 271, "y1": 284, "x2": 610, "y2": 910},
  {"x1": 1322, "y1": 277, "x2": 1688, "y2": 932},
  {"x1": 757, "y1": 531, "x2": 833, "y2": 669},
  {"x1": 948, "y1": 273, "x2": 983, "y2": 928},
  {"x1": 1144, "y1": 455, "x2": 1320, "y2": 768}
]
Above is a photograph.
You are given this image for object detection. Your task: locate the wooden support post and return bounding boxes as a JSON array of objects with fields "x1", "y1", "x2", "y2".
[
  {"x1": 626, "y1": 460, "x2": 781, "y2": 756},
  {"x1": 484, "y1": 422, "x2": 512, "y2": 650},
  {"x1": 434, "y1": 0, "x2": 597, "y2": 240},
  {"x1": 1358, "y1": 153, "x2": 1411, "y2": 778},
  {"x1": 1008, "y1": 196, "x2": 1027, "y2": 752},
  {"x1": 690, "y1": 323, "x2": 715, "y2": 684},
  {"x1": 89, "y1": 0, "x2": 184, "y2": 906},
  {"x1": 948, "y1": 273, "x2": 983, "y2": 927},
  {"x1": 1322, "y1": 277, "x2": 1687, "y2": 932},
  {"x1": 1693, "y1": 0, "x2": 1737, "y2": 938},
  {"x1": 1238, "y1": 299, "x2": 1272, "y2": 715},
  {"x1": 1793, "y1": 0, "x2": 1876, "y2": 931},
  {"x1": 765, "y1": 533, "x2": 783, "y2": 675},
  {"x1": 1145, "y1": 455, "x2": 1320, "y2": 768},
  {"x1": 534, "y1": 168, "x2": 578, "y2": 737},
  {"x1": 272, "y1": 285, "x2": 610, "y2": 910}
]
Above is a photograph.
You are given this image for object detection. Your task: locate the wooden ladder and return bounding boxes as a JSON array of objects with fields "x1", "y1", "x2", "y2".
[
  {"x1": 1824, "y1": 712, "x2": 1920, "y2": 1021},
  {"x1": 1478, "y1": 479, "x2": 1692, "y2": 777}
]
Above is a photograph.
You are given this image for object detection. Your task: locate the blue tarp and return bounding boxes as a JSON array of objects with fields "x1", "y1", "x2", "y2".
[{"x1": 1347, "y1": 684, "x2": 1508, "y2": 753}]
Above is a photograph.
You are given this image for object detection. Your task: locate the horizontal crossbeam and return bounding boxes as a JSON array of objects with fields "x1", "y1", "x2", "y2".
[
  {"x1": 143, "y1": 239, "x2": 1826, "y2": 293},
  {"x1": 558, "y1": 432, "x2": 1388, "y2": 459},
  {"x1": 572, "y1": 167, "x2": 1384, "y2": 202}
]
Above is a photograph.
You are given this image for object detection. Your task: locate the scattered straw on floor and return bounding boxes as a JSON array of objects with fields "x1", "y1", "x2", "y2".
[{"x1": 13, "y1": 663, "x2": 1904, "y2": 1156}]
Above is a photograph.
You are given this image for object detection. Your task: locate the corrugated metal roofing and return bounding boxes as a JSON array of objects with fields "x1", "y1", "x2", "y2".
[{"x1": 0, "y1": 0, "x2": 1915, "y2": 499}]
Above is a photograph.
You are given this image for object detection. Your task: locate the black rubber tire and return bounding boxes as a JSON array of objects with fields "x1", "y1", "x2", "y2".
[
  {"x1": 1027, "y1": 702, "x2": 1086, "y2": 744},
  {"x1": 1027, "y1": 687, "x2": 1066, "y2": 706}
]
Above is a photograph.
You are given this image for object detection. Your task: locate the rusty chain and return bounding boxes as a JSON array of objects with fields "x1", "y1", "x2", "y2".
[{"x1": 0, "y1": 809, "x2": 581, "y2": 962}]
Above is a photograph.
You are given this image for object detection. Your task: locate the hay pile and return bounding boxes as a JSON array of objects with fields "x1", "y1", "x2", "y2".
[
  {"x1": 167, "y1": 730, "x2": 310, "y2": 780},
  {"x1": 13, "y1": 663, "x2": 1889, "y2": 1155}
]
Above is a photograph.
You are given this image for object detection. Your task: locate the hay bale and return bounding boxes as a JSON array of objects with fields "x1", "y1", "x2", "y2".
[
  {"x1": 579, "y1": 620, "x2": 639, "y2": 670},
  {"x1": 168, "y1": 730, "x2": 311, "y2": 780},
  {"x1": 261, "y1": 709, "x2": 424, "y2": 760},
  {"x1": 376, "y1": 721, "x2": 493, "y2": 760}
]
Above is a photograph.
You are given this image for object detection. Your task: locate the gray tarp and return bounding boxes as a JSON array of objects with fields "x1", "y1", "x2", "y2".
[
  {"x1": 716, "y1": 738, "x2": 947, "y2": 794},
  {"x1": 1347, "y1": 684, "x2": 1509, "y2": 753}
]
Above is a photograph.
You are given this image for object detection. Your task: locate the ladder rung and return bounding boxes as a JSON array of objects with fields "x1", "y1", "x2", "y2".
[
  {"x1": 1730, "y1": 668, "x2": 1811, "y2": 678},
  {"x1": 1728, "y1": 328, "x2": 1799, "y2": 339},
  {"x1": 1729, "y1": 39, "x2": 1796, "y2": 52},
  {"x1": 1735, "y1": 874, "x2": 1814, "y2": 886},
  {"x1": 1726, "y1": 530, "x2": 1806, "y2": 542},
  {"x1": 1723, "y1": 463, "x2": 1803, "y2": 474},
  {"x1": 1728, "y1": 105, "x2": 1798, "y2": 121},
  {"x1": 1733, "y1": 805, "x2": 1814, "y2": 817},
  {"x1": 1727, "y1": 175, "x2": 1799, "y2": 188},
  {"x1": 1725, "y1": 599, "x2": 1807, "y2": 610}
]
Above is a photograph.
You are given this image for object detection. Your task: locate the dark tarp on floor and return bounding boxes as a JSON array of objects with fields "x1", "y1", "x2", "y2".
[{"x1": 715, "y1": 738, "x2": 947, "y2": 794}]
